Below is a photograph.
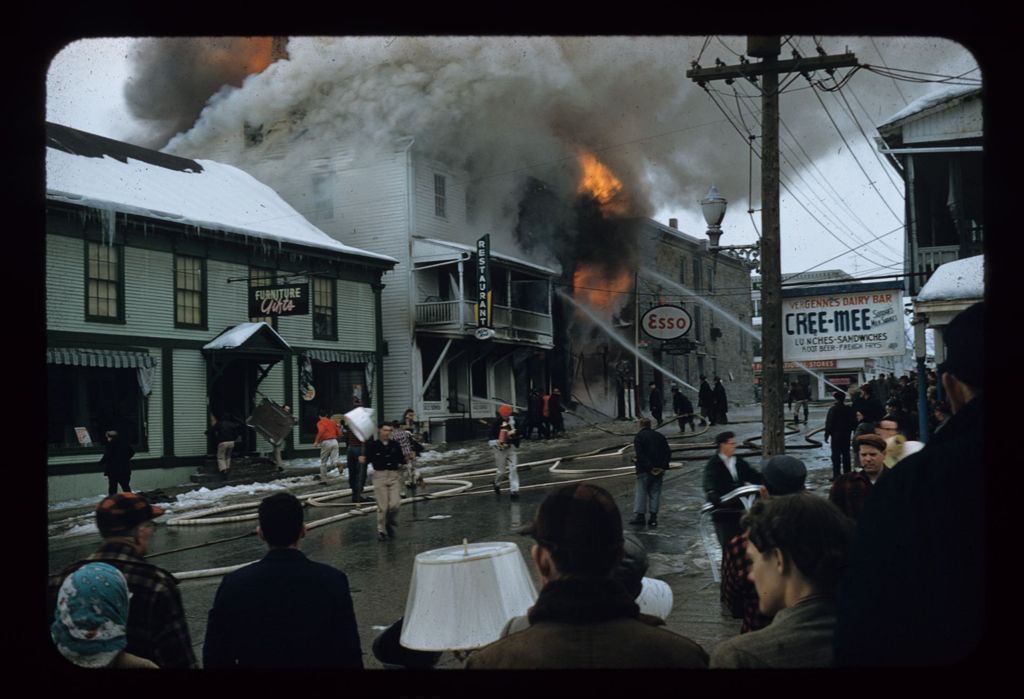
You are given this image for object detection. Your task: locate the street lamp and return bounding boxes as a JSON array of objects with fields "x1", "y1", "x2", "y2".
[
  {"x1": 700, "y1": 185, "x2": 760, "y2": 268},
  {"x1": 700, "y1": 184, "x2": 728, "y2": 248}
]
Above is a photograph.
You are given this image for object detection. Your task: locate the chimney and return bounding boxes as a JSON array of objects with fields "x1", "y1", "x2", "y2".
[
  {"x1": 668, "y1": 218, "x2": 678, "y2": 229},
  {"x1": 271, "y1": 37, "x2": 290, "y2": 62}
]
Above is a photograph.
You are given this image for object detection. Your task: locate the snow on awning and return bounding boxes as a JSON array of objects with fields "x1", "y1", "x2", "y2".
[
  {"x1": 916, "y1": 255, "x2": 984, "y2": 303},
  {"x1": 47, "y1": 347, "x2": 156, "y2": 369},
  {"x1": 303, "y1": 349, "x2": 375, "y2": 364},
  {"x1": 203, "y1": 322, "x2": 290, "y2": 352}
]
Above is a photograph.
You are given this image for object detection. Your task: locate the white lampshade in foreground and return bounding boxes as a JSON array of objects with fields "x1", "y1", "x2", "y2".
[
  {"x1": 343, "y1": 407, "x2": 376, "y2": 443},
  {"x1": 636, "y1": 577, "x2": 673, "y2": 621},
  {"x1": 400, "y1": 542, "x2": 538, "y2": 651}
]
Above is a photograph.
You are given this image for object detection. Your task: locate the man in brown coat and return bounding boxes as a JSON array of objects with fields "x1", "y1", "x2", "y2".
[{"x1": 465, "y1": 483, "x2": 708, "y2": 669}]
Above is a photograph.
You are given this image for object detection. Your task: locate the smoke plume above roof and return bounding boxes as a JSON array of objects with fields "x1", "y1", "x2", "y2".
[{"x1": 128, "y1": 35, "x2": 976, "y2": 254}]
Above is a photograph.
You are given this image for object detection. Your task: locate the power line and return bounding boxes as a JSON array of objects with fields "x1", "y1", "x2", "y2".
[
  {"x1": 707, "y1": 87, "x2": 903, "y2": 271},
  {"x1": 727, "y1": 82, "x2": 903, "y2": 266},
  {"x1": 805, "y1": 72, "x2": 904, "y2": 225},
  {"x1": 860, "y1": 65, "x2": 981, "y2": 85},
  {"x1": 734, "y1": 86, "x2": 903, "y2": 260},
  {"x1": 789, "y1": 223, "x2": 904, "y2": 276},
  {"x1": 829, "y1": 79, "x2": 905, "y2": 197},
  {"x1": 869, "y1": 37, "x2": 910, "y2": 106}
]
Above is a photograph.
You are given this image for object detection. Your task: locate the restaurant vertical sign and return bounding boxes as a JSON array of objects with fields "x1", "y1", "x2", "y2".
[{"x1": 474, "y1": 235, "x2": 493, "y2": 339}]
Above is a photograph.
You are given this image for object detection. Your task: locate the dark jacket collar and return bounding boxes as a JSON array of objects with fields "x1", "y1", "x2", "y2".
[
  {"x1": 262, "y1": 547, "x2": 308, "y2": 561},
  {"x1": 527, "y1": 577, "x2": 640, "y2": 625}
]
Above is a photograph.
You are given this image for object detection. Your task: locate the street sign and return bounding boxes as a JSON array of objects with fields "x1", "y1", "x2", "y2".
[{"x1": 640, "y1": 305, "x2": 692, "y2": 341}]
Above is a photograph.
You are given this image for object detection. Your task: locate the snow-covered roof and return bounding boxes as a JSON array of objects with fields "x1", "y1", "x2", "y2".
[
  {"x1": 203, "y1": 322, "x2": 289, "y2": 351},
  {"x1": 46, "y1": 123, "x2": 396, "y2": 265},
  {"x1": 879, "y1": 85, "x2": 981, "y2": 129},
  {"x1": 412, "y1": 237, "x2": 560, "y2": 276},
  {"x1": 916, "y1": 255, "x2": 984, "y2": 303}
]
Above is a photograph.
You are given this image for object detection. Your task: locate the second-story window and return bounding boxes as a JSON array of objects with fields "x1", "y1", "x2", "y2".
[
  {"x1": 434, "y1": 174, "x2": 446, "y2": 218},
  {"x1": 249, "y1": 267, "x2": 276, "y2": 329},
  {"x1": 312, "y1": 277, "x2": 336, "y2": 340},
  {"x1": 706, "y1": 265, "x2": 714, "y2": 293},
  {"x1": 678, "y1": 257, "x2": 687, "y2": 287},
  {"x1": 694, "y1": 305, "x2": 704, "y2": 342},
  {"x1": 86, "y1": 241, "x2": 124, "y2": 322},
  {"x1": 174, "y1": 255, "x2": 205, "y2": 328},
  {"x1": 692, "y1": 259, "x2": 702, "y2": 293}
]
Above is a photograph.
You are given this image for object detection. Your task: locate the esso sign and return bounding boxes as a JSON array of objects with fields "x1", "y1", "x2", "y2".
[{"x1": 641, "y1": 305, "x2": 693, "y2": 340}]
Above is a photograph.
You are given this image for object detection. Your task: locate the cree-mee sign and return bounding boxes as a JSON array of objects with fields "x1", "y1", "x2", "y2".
[
  {"x1": 248, "y1": 284, "x2": 309, "y2": 317},
  {"x1": 782, "y1": 281, "x2": 904, "y2": 362},
  {"x1": 641, "y1": 305, "x2": 693, "y2": 341}
]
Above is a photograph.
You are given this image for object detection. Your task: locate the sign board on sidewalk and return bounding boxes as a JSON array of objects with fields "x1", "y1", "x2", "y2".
[{"x1": 782, "y1": 281, "x2": 905, "y2": 362}]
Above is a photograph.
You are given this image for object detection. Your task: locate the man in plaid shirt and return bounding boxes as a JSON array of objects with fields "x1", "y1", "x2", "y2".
[
  {"x1": 720, "y1": 455, "x2": 808, "y2": 634},
  {"x1": 47, "y1": 492, "x2": 197, "y2": 668}
]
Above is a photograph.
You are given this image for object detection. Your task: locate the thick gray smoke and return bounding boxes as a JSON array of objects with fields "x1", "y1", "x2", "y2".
[
  {"x1": 123, "y1": 38, "x2": 277, "y2": 150},
  {"x1": 137, "y1": 35, "x2": 976, "y2": 268},
  {"x1": 130, "y1": 35, "x2": 976, "y2": 415}
]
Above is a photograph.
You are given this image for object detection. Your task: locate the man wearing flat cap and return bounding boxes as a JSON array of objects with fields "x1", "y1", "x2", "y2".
[
  {"x1": 466, "y1": 483, "x2": 708, "y2": 668},
  {"x1": 835, "y1": 302, "x2": 985, "y2": 666},
  {"x1": 828, "y1": 433, "x2": 886, "y2": 522},
  {"x1": 720, "y1": 455, "x2": 808, "y2": 634},
  {"x1": 47, "y1": 492, "x2": 197, "y2": 668}
]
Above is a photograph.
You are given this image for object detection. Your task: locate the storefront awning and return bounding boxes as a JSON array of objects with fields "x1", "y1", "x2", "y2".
[
  {"x1": 303, "y1": 349, "x2": 375, "y2": 364},
  {"x1": 46, "y1": 347, "x2": 157, "y2": 369}
]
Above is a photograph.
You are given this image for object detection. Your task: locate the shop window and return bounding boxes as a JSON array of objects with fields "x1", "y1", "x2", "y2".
[
  {"x1": 249, "y1": 267, "x2": 277, "y2": 329},
  {"x1": 298, "y1": 361, "x2": 366, "y2": 442},
  {"x1": 47, "y1": 365, "x2": 145, "y2": 452},
  {"x1": 86, "y1": 242, "x2": 124, "y2": 323},
  {"x1": 174, "y1": 255, "x2": 206, "y2": 328},
  {"x1": 312, "y1": 277, "x2": 337, "y2": 340}
]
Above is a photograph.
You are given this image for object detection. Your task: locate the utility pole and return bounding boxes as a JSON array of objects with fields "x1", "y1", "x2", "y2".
[{"x1": 687, "y1": 37, "x2": 858, "y2": 457}]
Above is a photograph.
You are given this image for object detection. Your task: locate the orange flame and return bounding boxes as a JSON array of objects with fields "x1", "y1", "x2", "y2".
[
  {"x1": 573, "y1": 264, "x2": 633, "y2": 313},
  {"x1": 576, "y1": 151, "x2": 625, "y2": 216}
]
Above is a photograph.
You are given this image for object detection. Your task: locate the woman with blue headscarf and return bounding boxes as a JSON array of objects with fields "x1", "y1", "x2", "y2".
[{"x1": 51, "y1": 562, "x2": 158, "y2": 668}]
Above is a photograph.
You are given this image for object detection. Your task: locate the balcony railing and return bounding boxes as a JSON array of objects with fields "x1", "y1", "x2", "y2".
[{"x1": 414, "y1": 299, "x2": 552, "y2": 342}]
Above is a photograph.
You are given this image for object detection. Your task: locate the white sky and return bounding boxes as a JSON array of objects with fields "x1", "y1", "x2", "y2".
[{"x1": 45, "y1": 36, "x2": 981, "y2": 278}]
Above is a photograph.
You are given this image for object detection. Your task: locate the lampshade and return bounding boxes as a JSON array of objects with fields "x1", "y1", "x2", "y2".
[
  {"x1": 400, "y1": 541, "x2": 538, "y2": 651},
  {"x1": 636, "y1": 576, "x2": 674, "y2": 621},
  {"x1": 343, "y1": 407, "x2": 376, "y2": 442}
]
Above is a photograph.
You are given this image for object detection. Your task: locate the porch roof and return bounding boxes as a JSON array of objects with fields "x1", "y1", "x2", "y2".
[{"x1": 412, "y1": 237, "x2": 560, "y2": 277}]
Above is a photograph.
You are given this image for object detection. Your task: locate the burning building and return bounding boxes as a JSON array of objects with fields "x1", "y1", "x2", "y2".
[{"x1": 151, "y1": 36, "x2": 757, "y2": 427}]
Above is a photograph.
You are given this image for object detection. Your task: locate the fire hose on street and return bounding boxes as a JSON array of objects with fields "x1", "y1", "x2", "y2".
[{"x1": 151, "y1": 422, "x2": 826, "y2": 580}]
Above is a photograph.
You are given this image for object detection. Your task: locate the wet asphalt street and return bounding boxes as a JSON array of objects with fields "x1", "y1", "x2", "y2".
[{"x1": 47, "y1": 403, "x2": 837, "y2": 669}]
